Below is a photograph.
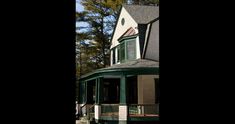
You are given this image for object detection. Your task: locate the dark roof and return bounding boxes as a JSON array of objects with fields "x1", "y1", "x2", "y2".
[
  {"x1": 104, "y1": 59, "x2": 159, "y2": 69},
  {"x1": 123, "y1": 4, "x2": 159, "y2": 24}
]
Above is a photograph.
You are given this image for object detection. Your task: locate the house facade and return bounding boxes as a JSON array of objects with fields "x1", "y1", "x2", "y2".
[{"x1": 78, "y1": 4, "x2": 159, "y2": 124}]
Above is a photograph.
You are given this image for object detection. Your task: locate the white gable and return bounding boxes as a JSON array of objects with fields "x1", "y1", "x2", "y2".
[{"x1": 110, "y1": 7, "x2": 138, "y2": 49}]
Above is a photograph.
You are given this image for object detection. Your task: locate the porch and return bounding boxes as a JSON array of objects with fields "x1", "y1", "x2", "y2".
[{"x1": 78, "y1": 59, "x2": 159, "y2": 123}]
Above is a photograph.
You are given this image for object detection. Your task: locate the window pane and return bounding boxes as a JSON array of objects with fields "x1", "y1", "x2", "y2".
[
  {"x1": 112, "y1": 49, "x2": 115, "y2": 64},
  {"x1": 120, "y1": 43, "x2": 125, "y2": 62},
  {"x1": 126, "y1": 39, "x2": 136, "y2": 60},
  {"x1": 117, "y1": 46, "x2": 120, "y2": 62}
]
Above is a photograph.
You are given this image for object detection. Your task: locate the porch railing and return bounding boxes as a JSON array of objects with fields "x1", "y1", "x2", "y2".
[
  {"x1": 100, "y1": 104, "x2": 119, "y2": 117},
  {"x1": 128, "y1": 104, "x2": 159, "y2": 116},
  {"x1": 80, "y1": 104, "x2": 95, "y2": 120}
]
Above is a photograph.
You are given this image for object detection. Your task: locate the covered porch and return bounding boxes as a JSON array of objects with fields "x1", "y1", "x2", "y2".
[{"x1": 78, "y1": 59, "x2": 159, "y2": 123}]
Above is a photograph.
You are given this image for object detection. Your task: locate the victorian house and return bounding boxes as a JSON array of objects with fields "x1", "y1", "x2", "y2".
[{"x1": 78, "y1": 4, "x2": 159, "y2": 124}]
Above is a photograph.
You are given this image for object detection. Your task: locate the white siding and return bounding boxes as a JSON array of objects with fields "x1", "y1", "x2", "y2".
[
  {"x1": 136, "y1": 36, "x2": 140, "y2": 59},
  {"x1": 110, "y1": 7, "x2": 141, "y2": 65},
  {"x1": 110, "y1": 7, "x2": 138, "y2": 49}
]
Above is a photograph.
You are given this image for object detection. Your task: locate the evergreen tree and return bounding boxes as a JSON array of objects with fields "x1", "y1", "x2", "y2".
[{"x1": 76, "y1": 0, "x2": 124, "y2": 77}]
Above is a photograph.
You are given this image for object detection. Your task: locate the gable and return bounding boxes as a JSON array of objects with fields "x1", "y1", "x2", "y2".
[{"x1": 110, "y1": 7, "x2": 138, "y2": 49}]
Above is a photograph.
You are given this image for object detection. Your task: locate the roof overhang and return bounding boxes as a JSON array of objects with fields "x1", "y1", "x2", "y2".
[{"x1": 78, "y1": 59, "x2": 159, "y2": 82}]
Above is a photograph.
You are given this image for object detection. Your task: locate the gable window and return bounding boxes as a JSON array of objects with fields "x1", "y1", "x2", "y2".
[{"x1": 113, "y1": 27, "x2": 137, "y2": 63}]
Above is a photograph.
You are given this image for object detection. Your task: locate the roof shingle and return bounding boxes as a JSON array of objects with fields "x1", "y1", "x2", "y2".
[{"x1": 123, "y1": 4, "x2": 159, "y2": 24}]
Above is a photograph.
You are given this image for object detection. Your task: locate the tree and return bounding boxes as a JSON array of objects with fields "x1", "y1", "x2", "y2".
[
  {"x1": 130, "y1": 0, "x2": 159, "y2": 5},
  {"x1": 76, "y1": 0, "x2": 124, "y2": 78},
  {"x1": 76, "y1": 0, "x2": 160, "y2": 78}
]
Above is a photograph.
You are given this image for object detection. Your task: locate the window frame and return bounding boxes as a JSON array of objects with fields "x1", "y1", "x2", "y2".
[
  {"x1": 112, "y1": 48, "x2": 116, "y2": 64},
  {"x1": 117, "y1": 36, "x2": 137, "y2": 63}
]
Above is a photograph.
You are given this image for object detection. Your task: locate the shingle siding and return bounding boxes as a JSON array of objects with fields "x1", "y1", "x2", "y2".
[{"x1": 144, "y1": 20, "x2": 159, "y2": 61}]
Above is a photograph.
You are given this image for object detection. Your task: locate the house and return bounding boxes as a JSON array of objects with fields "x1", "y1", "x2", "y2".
[{"x1": 78, "y1": 4, "x2": 159, "y2": 124}]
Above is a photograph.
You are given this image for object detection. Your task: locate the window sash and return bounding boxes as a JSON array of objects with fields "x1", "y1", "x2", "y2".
[
  {"x1": 112, "y1": 49, "x2": 116, "y2": 64},
  {"x1": 126, "y1": 39, "x2": 136, "y2": 60},
  {"x1": 116, "y1": 38, "x2": 136, "y2": 63}
]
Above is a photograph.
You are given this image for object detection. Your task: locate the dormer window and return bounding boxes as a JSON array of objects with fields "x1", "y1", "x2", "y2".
[
  {"x1": 118, "y1": 27, "x2": 137, "y2": 63},
  {"x1": 111, "y1": 27, "x2": 137, "y2": 65},
  {"x1": 119, "y1": 37, "x2": 136, "y2": 63}
]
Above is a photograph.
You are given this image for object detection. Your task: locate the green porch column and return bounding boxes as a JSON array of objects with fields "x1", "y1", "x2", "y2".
[
  {"x1": 97, "y1": 77, "x2": 104, "y2": 104},
  {"x1": 95, "y1": 77, "x2": 103, "y2": 122},
  {"x1": 119, "y1": 75, "x2": 128, "y2": 123},
  {"x1": 78, "y1": 81, "x2": 86, "y2": 104},
  {"x1": 85, "y1": 81, "x2": 87, "y2": 103},
  {"x1": 120, "y1": 75, "x2": 127, "y2": 104}
]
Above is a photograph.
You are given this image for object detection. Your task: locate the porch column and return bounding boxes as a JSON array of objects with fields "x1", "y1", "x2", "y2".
[
  {"x1": 119, "y1": 75, "x2": 127, "y2": 124},
  {"x1": 95, "y1": 77, "x2": 103, "y2": 122}
]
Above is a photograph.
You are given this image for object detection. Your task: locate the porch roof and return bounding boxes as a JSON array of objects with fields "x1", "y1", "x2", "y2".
[{"x1": 79, "y1": 59, "x2": 159, "y2": 81}]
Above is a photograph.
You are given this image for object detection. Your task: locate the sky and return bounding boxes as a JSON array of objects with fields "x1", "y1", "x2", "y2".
[
  {"x1": 76, "y1": 0, "x2": 84, "y2": 12},
  {"x1": 76, "y1": 0, "x2": 86, "y2": 32}
]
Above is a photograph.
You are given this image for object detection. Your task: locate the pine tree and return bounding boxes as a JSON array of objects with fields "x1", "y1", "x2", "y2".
[{"x1": 76, "y1": 0, "x2": 124, "y2": 77}]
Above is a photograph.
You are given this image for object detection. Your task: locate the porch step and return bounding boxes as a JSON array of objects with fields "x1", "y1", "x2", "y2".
[
  {"x1": 76, "y1": 120, "x2": 90, "y2": 124},
  {"x1": 77, "y1": 116, "x2": 95, "y2": 124}
]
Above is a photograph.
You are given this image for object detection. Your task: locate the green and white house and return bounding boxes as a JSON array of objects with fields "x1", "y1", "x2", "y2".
[{"x1": 78, "y1": 4, "x2": 159, "y2": 124}]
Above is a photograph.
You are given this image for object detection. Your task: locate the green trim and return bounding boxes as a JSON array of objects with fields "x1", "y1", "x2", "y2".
[
  {"x1": 117, "y1": 38, "x2": 137, "y2": 64},
  {"x1": 95, "y1": 79, "x2": 98, "y2": 104},
  {"x1": 118, "y1": 34, "x2": 138, "y2": 43},
  {"x1": 120, "y1": 42, "x2": 125, "y2": 63},
  {"x1": 95, "y1": 119, "x2": 120, "y2": 124},
  {"x1": 124, "y1": 40, "x2": 127, "y2": 61},
  {"x1": 120, "y1": 75, "x2": 127, "y2": 104},
  {"x1": 128, "y1": 116, "x2": 159, "y2": 121},
  {"x1": 79, "y1": 67, "x2": 159, "y2": 81},
  {"x1": 97, "y1": 116, "x2": 159, "y2": 122},
  {"x1": 78, "y1": 81, "x2": 86, "y2": 104},
  {"x1": 99, "y1": 116, "x2": 119, "y2": 121},
  {"x1": 117, "y1": 45, "x2": 120, "y2": 63},
  {"x1": 85, "y1": 81, "x2": 87, "y2": 103},
  {"x1": 84, "y1": 76, "x2": 102, "y2": 82},
  {"x1": 97, "y1": 77, "x2": 104, "y2": 104}
]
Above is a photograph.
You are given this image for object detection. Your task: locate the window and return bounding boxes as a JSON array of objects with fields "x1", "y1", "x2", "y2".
[
  {"x1": 120, "y1": 42, "x2": 125, "y2": 62},
  {"x1": 121, "y1": 18, "x2": 125, "y2": 26},
  {"x1": 112, "y1": 49, "x2": 116, "y2": 64},
  {"x1": 118, "y1": 38, "x2": 136, "y2": 63},
  {"x1": 117, "y1": 46, "x2": 120, "y2": 62},
  {"x1": 126, "y1": 39, "x2": 136, "y2": 60}
]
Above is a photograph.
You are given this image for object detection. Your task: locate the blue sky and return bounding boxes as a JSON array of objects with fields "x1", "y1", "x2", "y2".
[
  {"x1": 76, "y1": 0, "x2": 86, "y2": 32},
  {"x1": 76, "y1": 0, "x2": 84, "y2": 12}
]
